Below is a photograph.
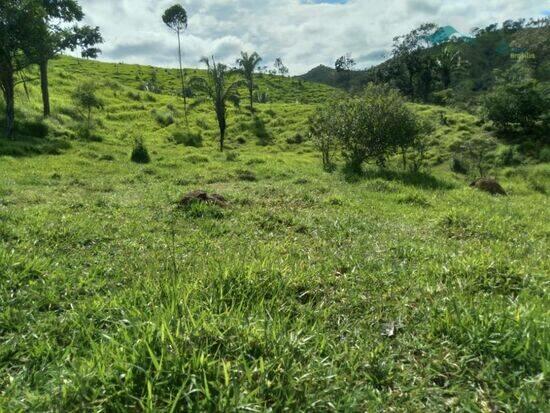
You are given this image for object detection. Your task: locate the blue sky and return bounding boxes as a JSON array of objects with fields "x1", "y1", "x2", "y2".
[{"x1": 78, "y1": 0, "x2": 546, "y2": 74}]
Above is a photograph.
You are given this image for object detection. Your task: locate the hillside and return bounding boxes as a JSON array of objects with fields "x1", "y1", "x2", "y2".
[
  {"x1": 298, "y1": 21, "x2": 550, "y2": 106},
  {"x1": 0, "y1": 56, "x2": 549, "y2": 411}
]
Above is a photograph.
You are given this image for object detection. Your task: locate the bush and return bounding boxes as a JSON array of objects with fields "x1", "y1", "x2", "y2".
[
  {"x1": 17, "y1": 120, "x2": 49, "y2": 138},
  {"x1": 451, "y1": 157, "x2": 468, "y2": 174},
  {"x1": 286, "y1": 133, "x2": 304, "y2": 145},
  {"x1": 152, "y1": 110, "x2": 175, "y2": 127},
  {"x1": 225, "y1": 152, "x2": 239, "y2": 162},
  {"x1": 539, "y1": 146, "x2": 550, "y2": 163},
  {"x1": 170, "y1": 131, "x2": 203, "y2": 147},
  {"x1": 497, "y1": 146, "x2": 522, "y2": 166},
  {"x1": 236, "y1": 169, "x2": 257, "y2": 182},
  {"x1": 309, "y1": 84, "x2": 422, "y2": 172},
  {"x1": 130, "y1": 138, "x2": 151, "y2": 164}
]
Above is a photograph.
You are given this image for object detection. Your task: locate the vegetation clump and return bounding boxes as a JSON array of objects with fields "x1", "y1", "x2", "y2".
[
  {"x1": 470, "y1": 177, "x2": 507, "y2": 195},
  {"x1": 130, "y1": 137, "x2": 151, "y2": 164},
  {"x1": 310, "y1": 84, "x2": 425, "y2": 172},
  {"x1": 178, "y1": 190, "x2": 228, "y2": 207},
  {"x1": 170, "y1": 130, "x2": 202, "y2": 147}
]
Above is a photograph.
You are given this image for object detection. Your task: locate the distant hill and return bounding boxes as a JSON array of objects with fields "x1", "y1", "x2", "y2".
[
  {"x1": 297, "y1": 64, "x2": 369, "y2": 91},
  {"x1": 297, "y1": 20, "x2": 549, "y2": 103}
]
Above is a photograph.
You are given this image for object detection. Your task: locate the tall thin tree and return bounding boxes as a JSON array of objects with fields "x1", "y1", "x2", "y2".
[
  {"x1": 162, "y1": 4, "x2": 189, "y2": 125},
  {"x1": 190, "y1": 57, "x2": 244, "y2": 151},
  {"x1": 236, "y1": 51, "x2": 262, "y2": 114}
]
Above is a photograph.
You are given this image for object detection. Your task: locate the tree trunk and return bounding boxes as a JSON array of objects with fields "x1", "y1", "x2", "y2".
[
  {"x1": 176, "y1": 30, "x2": 188, "y2": 127},
  {"x1": 219, "y1": 126, "x2": 225, "y2": 152},
  {"x1": 249, "y1": 87, "x2": 254, "y2": 114},
  {"x1": 40, "y1": 59, "x2": 51, "y2": 117},
  {"x1": 1, "y1": 69, "x2": 15, "y2": 139}
]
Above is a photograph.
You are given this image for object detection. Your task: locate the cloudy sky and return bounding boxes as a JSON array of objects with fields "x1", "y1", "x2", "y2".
[{"x1": 77, "y1": 0, "x2": 547, "y2": 75}]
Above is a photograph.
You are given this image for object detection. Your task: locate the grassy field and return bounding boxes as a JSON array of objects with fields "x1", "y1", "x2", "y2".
[{"x1": 0, "y1": 57, "x2": 549, "y2": 411}]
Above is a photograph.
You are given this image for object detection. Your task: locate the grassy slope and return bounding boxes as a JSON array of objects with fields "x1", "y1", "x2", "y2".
[{"x1": 0, "y1": 56, "x2": 549, "y2": 411}]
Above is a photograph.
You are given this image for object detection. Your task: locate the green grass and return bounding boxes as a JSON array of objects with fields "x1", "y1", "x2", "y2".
[{"x1": 0, "y1": 56, "x2": 549, "y2": 411}]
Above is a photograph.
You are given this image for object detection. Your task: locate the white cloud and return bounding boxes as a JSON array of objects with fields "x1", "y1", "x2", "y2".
[{"x1": 77, "y1": 0, "x2": 545, "y2": 74}]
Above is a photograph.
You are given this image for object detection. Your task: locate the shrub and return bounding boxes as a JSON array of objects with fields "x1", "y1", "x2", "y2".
[
  {"x1": 153, "y1": 110, "x2": 175, "y2": 127},
  {"x1": 236, "y1": 169, "x2": 257, "y2": 181},
  {"x1": 130, "y1": 138, "x2": 151, "y2": 164},
  {"x1": 310, "y1": 84, "x2": 422, "y2": 172},
  {"x1": 539, "y1": 146, "x2": 550, "y2": 163},
  {"x1": 225, "y1": 151, "x2": 239, "y2": 162},
  {"x1": 127, "y1": 91, "x2": 142, "y2": 101},
  {"x1": 183, "y1": 155, "x2": 209, "y2": 164},
  {"x1": 170, "y1": 131, "x2": 203, "y2": 147},
  {"x1": 497, "y1": 146, "x2": 522, "y2": 166},
  {"x1": 451, "y1": 157, "x2": 468, "y2": 174},
  {"x1": 286, "y1": 133, "x2": 304, "y2": 145},
  {"x1": 17, "y1": 120, "x2": 49, "y2": 138}
]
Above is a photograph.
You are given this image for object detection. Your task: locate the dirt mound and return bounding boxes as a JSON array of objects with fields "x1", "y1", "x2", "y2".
[
  {"x1": 470, "y1": 178, "x2": 507, "y2": 196},
  {"x1": 178, "y1": 190, "x2": 228, "y2": 207}
]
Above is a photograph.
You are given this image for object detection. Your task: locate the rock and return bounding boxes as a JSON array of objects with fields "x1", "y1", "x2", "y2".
[
  {"x1": 470, "y1": 178, "x2": 507, "y2": 196},
  {"x1": 178, "y1": 190, "x2": 228, "y2": 207}
]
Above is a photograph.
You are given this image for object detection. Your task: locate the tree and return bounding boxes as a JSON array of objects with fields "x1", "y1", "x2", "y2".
[
  {"x1": 190, "y1": 57, "x2": 244, "y2": 151},
  {"x1": 0, "y1": 0, "x2": 45, "y2": 138},
  {"x1": 308, "y1": 105, "x2": 338, "y2": 171},
  {"x1": 450, "y1": 136, "x2": 497, "y2": 178},
  {"x1": 483, "y1": 79, "x2": 548, "y2": 134},
  {"x1": 392, "y1": 23, "x2": 438, "y2": 99},
  {"x1": 236, "y1": 51, "x2": 262, "y2": 113},
  {"x1": 334, "y1": 53, "x2": 356, "y2": 90},
  {"x1": 335, "y1": 53, "x2": 356, "y2": 72},
  {"x1": 511, "y1": 18, "x2": 550, "y2": 74},
  {"x1": 274, "y1": 58, "x2": 289, "y2": 76},
  {"x1": 310, "y1": 84, "x2": 422, "y2": 172},
  {"x1": 34, "y1": 0, "x2": 103, "y2": 117},
  {"x1": 162, "y1": 4, "x2": 189, "y2": 124},
  {"x1": 72, "y1": 81, "x2": 103, "y2": 132},
  {"x1": 435, "y1": 47, "x2": 465, "y2": 89}
]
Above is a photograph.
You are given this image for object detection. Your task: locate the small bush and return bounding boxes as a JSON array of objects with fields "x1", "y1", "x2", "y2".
[
  {"x1": 497, "y1": 146, "x2": 522, "y2": 166},
  {"x1": 17, "y1": 120, "x2": 49, "y2": 138},
  {"x1": 130, "y1": 138, "x2": 151, "y2": 164},
  {"x1": 99, "y1": 154, "x2": 115, "y2": 161},
  {"x1": 286, "y1": 133, "x2": 304, "y2": 145},
  {"x1": 76, "y1": 126, "x2": 103, "y2": 142},
  {"x1": 170, "y1": 131, "x2": 203, "y2": 147},
  {"x1": 153, "y1": 110, "x2": 175, "y2": 127},
  {"x1": 127, "y1": 91, "x2": 142, "y2": 101},
  {"x1": 451, "y1": 157, "x2": 468, "y2": 174},
  {"x1": 236, "y1": 169, "x2": 257, "y2": 182},
  {"x1": 539, "y1": 146, "x2": 550, "y2": 163},
  {"x1": 183, "y1": 155, "x2": 209, "y2": 164},
  {"x1": 397, "y1": 193, "x2": 431, "y2": 207},
  {"x1": 225, "y1": 152, "x2": 239, "y2": 162}
]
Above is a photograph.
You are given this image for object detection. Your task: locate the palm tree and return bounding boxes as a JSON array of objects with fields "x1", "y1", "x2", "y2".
[
  {"x1": 191, "y1": 57, "x2": 244, "y2": 151},
  {"x1": 236, "y1": 51, "x2": 262, "y2": 113},
  {"x1": 435, "y1": 47, "x2": 466, "y2": 89}
]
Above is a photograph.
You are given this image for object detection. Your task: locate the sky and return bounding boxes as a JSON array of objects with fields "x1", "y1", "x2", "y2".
[{"x1": 77, "y1": 0, "x2": 547, "y2": 75}]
